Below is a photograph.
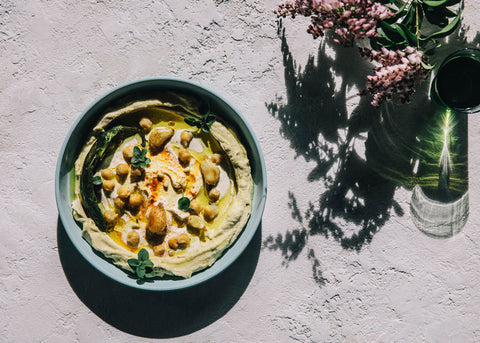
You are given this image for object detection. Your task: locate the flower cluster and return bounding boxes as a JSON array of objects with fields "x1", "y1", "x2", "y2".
[
  {"x1": 276, "y1": 0, "x2": 393, "y2": 46},
  {"x1": 359, "y1": 47, "x2": 430, "y2": 107}
]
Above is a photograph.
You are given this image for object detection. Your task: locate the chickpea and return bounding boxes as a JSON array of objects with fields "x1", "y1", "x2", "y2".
[
  {"x1": 104, "y1": 210, "x2": 118, "y2": 224},
  {"x1": 168, "y1": 249, "x2": 175, "y2": 256},
  {"x1": 168, "y1": 236, "x2": 178, "y2": 250},
  {"x1": 187, "y1": 215, "x2": 205, "y2": 231},
  {"x1": 210, "y1": 153, "x2": 222, "y2": 164},
  {"x1": 123, "y1": 145, "x2": 135, "y2": 162},
  {"x1": 153, "y1": 244, "x2": 165, "y2": 256},
  {"x1": 189, "y1": 199, "x2": 202, "y2": 215},
  {"x1": 126, "y1": 230, "x2": 140, "y2": 247},
  {"x1": 102, "y1": 179, "x2": 115, "y2": 192},
  {"x1": 139, "y1": 117, "x2": 153, "y2": 132},
  {"x1": 114, "y1": 196, "x2": 126, "y2": 209},
  {"x1": 149, "y1": 127, "x2": 174, "y2": 153},
  {"x1": 180, "y1": 130, "x2": 193, "y2": 147},
  {"x1": 203, "y1": 204, "x2": 218, "y2": 222},
  {"x1": 130, "y1": 167, "x2": 143, "y2": 180},
  {"x1": 101, "y1": 168, "x2": 114, "y2": 180},
  {"x1": 200, "y1": 159, "x2": 220, "y2": 186},
  {"x1": 208, "y1": 188, "x2": 221, "y2": 202},
  {"x1": 177, "y1": 233, "x2": 190, "y2": 246},
  {"x1": 147, "y1": 204, "x2": 167, "y2": 234},
  {"x1": 116, "y1": 163, "x2": 129, "y2": 177},
  {"x1": 178, "y1": 148, "x2": 191, "y2": 164},
  {"x1": 117, "y1": 185, "x2": 131, "y2": 199},
  {"x1": 129, "y1": 193, "x2": 144, "y2": 208}
]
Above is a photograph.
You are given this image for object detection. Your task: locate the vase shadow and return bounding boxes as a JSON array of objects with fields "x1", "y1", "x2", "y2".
[{"x1": 57, "y1": 218, "x2": 261, "y2": 338}]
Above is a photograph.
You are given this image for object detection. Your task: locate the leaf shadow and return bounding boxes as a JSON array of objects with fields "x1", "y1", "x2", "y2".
[{"x1": 264, "y1": 21, "x2": 480, "y2": 285}]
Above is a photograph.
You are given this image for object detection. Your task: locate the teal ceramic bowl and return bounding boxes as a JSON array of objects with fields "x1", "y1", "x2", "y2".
[{"x1": 55, "y1": 78, "x2": 267, "y2": 291}]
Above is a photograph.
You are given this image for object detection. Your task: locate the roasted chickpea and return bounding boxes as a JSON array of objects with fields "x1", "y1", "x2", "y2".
[
  {"x1": 200, "y1": 159, "x2": 220, "y2": 186},
  {"x1": 149, "y1": 127, "x2": 174, "y2": 153},
  {"x1": 116, "y1": 163, "x2": 129, "y2": 177},
  {"x1": 123, "y1": 145, "x2": 135, "y2": 162},
  {"x1": 147, "y1": 204, "x2": 167, "y2": 234},
  {"x1": 168, "y1": 236, "x2": 178, "y2": 250},
  {"x1": 208, "y1": 188, "x2": 221, "y2": 202},
  {"x1": 129, "y1": 193, "x2": 144, "y2": 208},
  {"x1": 177, "y1": 233, "x2": 190, "y2": 246},
  {"x1": 203, "y1": 204, "x2": 218, "y2": 222},
  {"x1": 210, "y1": 153, "x2": 222, "y2": 164},
  {"x1": 130, "y1": 167, "x2": 144, "y2": 182},
  {"x1": 104, "y1": 210, "x2": 118, "y2": 224},
  {"x1": 117, "y1": 185, "x2": 131, "y2": 199},
  {"x1": 187, "y1": 215, "x2": 205, "y2": 231},
  {"x1": 189, "y1": 199, "x2": 202, "y2": 215},
  {"x1": 180, "y1": 130, "x2": 193, "y2": 147},
  {"x1": 114, "y1": 196, "x2": 126, "y2": 209},
  {"x1": 139, "y1": 117, "x2": 153, "y2": 132},
  {"x1": 126, "y1": 230, "x2": 140, "y2": 247},
  {"x1": 102, "y1": 179, "x2": 115, "y2": 192},
  {"x1": 178, "y1": 148, "x2": 191, "y2": 164},
  {"x1": 153, "y1": 244, "x2": 166, "y2": 256},
  {"x1": 101, "y1": 168, "x2": 114, "y2": 180}
]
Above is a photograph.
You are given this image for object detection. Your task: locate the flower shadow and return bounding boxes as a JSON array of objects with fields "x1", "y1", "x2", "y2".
[
  {"x1": 264, "y1": 21, "x2": 480, "y2": 284},
  {"x1": 57, "y1": 218, "x2": 261, "y2": 338}
]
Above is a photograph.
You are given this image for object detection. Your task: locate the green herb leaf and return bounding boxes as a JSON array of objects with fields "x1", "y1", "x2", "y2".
[
  {"x1": 136, "y1": 265, "x2": 146, "y2": 278},
  {"x1": 143, "y1": 260, "x2": 154, "y2": 267},
  {"x1": 144, "y1": 268, "x2": 156, "y2": 278},
  {"x1": 424, "y1": 8, "x2": 461, "y2": 40},
  {"x1": 178, "y1": 196, "x2": 191, "y2": 211},
  {"x1": 92, "y1": 175, "x2": 102, "y2": 185},
  {"x1": 131, "y1": 147, "x2": 150, "y2": 169},
  {"x1": 128, "y1": 258, "x2": 140, "y2": 269},
  {"x1": 423, "y1": 0, "x2": 451, "y2": 7},
  {"x1": 138, "y1": 248, "x2": 149, "y2": 261},
  {"x1": 184, "y1": 117, "x2": 198, "y2": 126}
]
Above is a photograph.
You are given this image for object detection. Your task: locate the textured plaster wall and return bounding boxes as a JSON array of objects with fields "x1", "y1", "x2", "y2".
[{"x1": 1, "y1": 0, "x2": 480, "y2": 342}]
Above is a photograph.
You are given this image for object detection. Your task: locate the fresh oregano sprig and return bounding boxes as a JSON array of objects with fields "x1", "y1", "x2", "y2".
[
  {"x1": 127, "y1": 248, "x2": 156, "y2": 279},
  {"x1": 131, "y1": 146, "x2": 151, "y2": 169},
  {"x1": 184, "y1": 113, "x2": 216, "y2": 133}
]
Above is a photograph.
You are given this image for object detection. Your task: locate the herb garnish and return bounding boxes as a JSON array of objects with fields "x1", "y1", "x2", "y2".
[
  {"x1": 184, "y1": 113, "x2": 216, "y2": 133},
  {"x1": 178, "y1": 196, "x2": 191, "y2": 211},
  {"x1": 127, "y1": 248, "x2": 155, "y2": 279},
  {"x1": 131, "y1": 146, "x2": 151, "y2": 169},
  {"x1": 92, "y1": 175, "x2": 102, "y2": 185}
]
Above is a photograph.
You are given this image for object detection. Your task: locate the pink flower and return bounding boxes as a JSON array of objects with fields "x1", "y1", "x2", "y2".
[{"x1": 359, "y1": 47, "x2": 430, "y2": 107}]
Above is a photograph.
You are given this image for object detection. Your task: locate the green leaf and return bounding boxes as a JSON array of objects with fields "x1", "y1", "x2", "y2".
[
  {"x1": 143, "y1": 260, "x2": 154, "y2": 267},
  {"x1": 423, "y1": 0, "x2": 451, "y2": 7},
  {"x1": 178, "y1": 196, "x2": 191, "y2": 211},
  {"x1": 92, "y1": 175, "x2": 102, "y2": 185},
  {"x1": 133, "y1": 145, "x2": 141, "y2": 155},
  {"x1": 424, "y1": 8, "x2": 461, "y2": 40},
  {"x1": 379, "y1": 21, "x2": 407, "y2": 45},
  {"x1": 205, "y1": 114, "x2": 216, "y2": 126},
  {"x1": 138, "y1": 248, "x2": 149, "y2": 261},
  {"x1": 185, "y1": 117, "x2": 199, "y2": 126},
  {"x1": 421, "y1": 60, "x2": 436, "y2": 70},
  {"x1": 395, "y1": 23, "x2": 419, "y2": 46},
  {"x1": 136, "y1": 265, "x2": 146, "y2": 278},
  {"x1": 145, "y1": 268, "x2": 156, "y2": 278},
  {"x1": 201, "y1": 123, "x2": 211, "y2": 133},
  {"x1": 128, "y1": 258, "x2": 140, "y2": 269}
]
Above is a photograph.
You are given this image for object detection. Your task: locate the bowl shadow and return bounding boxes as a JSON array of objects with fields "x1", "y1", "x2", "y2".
[{"x1": 57, "y1": 218, "x2": 261, "y2": 338}]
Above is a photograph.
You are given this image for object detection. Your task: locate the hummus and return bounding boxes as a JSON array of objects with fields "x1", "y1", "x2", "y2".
[{"x1": 72, "y1": 97, "x2": 253, "y2": 278}]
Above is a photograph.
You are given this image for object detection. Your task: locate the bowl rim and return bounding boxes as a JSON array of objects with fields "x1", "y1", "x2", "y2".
[{"x1": 55, "y1": 77, "x2": 267, "y2": 291}]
